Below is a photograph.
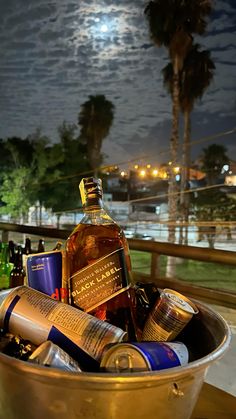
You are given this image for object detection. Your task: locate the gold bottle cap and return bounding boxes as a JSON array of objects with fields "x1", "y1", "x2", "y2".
[{"x1": 79, "y1": 177, "x2": 102, "y2": 206}]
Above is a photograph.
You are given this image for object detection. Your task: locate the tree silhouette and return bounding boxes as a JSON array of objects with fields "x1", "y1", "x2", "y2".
[
  {"x1": 162, "y1": 44, "x2": 215, "y2": 243},
  {"x1": 78, "y1": 95, "x2": 115, "y2": 176},
  {"x1": 144, "y1": 0, "x2": 212, "y2": 245}
]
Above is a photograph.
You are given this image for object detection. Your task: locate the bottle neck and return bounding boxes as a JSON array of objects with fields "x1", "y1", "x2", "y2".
[
  {"x1": 81, "y1": 196, "x2": 115, "y2": 225},
  {"x1": 25, "y1": 239, "x2": 32, "y2": 254},
  {"x1": 14, "y1": 247, "x2": 23, "y2": 269},
  {"x1": 38, "y1": 240, "x2": 45, "y2": 252},
  {"x1": 0, "y1": 246, "x2": 9, "y2": 264},
  {"x1": 83, "y1": 196, "x2": 104, "y2": 212}
]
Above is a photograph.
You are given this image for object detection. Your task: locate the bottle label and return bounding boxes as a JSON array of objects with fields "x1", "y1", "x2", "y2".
[{"x1": 70, "y1": 248, "x2": 130, "y2": 312}]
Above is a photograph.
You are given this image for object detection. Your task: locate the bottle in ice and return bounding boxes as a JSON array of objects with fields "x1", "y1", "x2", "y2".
[{"x1": 66, "y1": 177, "x2": 138, "y2": 340}]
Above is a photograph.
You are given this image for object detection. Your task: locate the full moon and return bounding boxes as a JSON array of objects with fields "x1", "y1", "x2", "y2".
[{"x1": 100, "y1": 24, "x2": 108, "y2": 32}]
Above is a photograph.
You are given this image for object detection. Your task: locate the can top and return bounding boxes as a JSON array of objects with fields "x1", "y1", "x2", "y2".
[
  {"x1": 161, "y1": 289, "x2": 198, "y2": 315},
  {"x1": 100, "y1": 343, "x2": 150, "y2": 372}
]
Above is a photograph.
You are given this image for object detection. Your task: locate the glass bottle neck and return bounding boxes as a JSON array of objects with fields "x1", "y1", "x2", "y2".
[
  {"x1": 81, "y1": 196, "x2": 114, "y2": 225},
  {"x1": 15, "y1": 254, "x2": 23, "y2": 269},
  {"x1": 0, "y1": 247, "x2": 9, "y2": 263},
  {"x1": 83, "y1": 196, "x2": 104, "y2": 212}
]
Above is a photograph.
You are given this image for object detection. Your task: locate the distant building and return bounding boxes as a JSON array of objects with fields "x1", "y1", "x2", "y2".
[{"x1": 224, "y1": 160, "x2": 236, "y2": 186}]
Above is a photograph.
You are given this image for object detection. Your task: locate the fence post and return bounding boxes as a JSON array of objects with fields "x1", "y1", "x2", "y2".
[
  {"x1": 1, "y1": 230, "x2": 9, "y2": 243},
  {"x1": 151, "y1": 253, "x2": 160, "y2": 279}
]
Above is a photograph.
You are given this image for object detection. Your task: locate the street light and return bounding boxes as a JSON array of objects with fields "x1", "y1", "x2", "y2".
[
  {"x1": 139, "y1": 169, "x2": 146, "y2": 178},
  {"x1": 152, "y1": 169, "x2": 159, "y2": 177}
]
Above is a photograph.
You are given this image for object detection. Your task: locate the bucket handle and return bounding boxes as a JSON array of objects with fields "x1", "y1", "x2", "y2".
[
  {"x1": 168, "y1": 376, "x2": 197, "y2": 400},
  {"x1": 170, "y1": 382, "x2": 184, "y2": 398}
]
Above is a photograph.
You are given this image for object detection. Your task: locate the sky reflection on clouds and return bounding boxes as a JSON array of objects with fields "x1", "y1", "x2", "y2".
[{"x1": 0, "y1": 0, "x2": 235, "y2": 167}]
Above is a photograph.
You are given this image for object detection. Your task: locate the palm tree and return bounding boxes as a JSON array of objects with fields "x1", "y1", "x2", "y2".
[
  {"x1": 180, "y1": 45, "x2": 215, "y2": 244},
  {"x1": 144, "y1": 0, "x2": 212, "y2": 245},
  {"x1": 78, "y1": 95, "x2": 115, "y2": 176},
  {"x1": 201, "y1": 144, "x2": 229, "y2": 185},
  {"x1": 162, "y1": 44, "x2": 215, "y2": 244}
]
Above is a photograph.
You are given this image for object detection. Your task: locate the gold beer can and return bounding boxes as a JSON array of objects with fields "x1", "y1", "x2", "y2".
[{"x1": 142, "y1": 288, "x2": 198, "y2": 342}]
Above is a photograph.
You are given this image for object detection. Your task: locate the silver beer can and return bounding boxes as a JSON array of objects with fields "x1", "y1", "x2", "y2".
[
  {"x1": 29, "y1": 341, "x2": 82, "y2": 372},
  {"x1": 100, "y1": 341, "x2": 189, "y2": 373},
  {"x1": 142, "y1": 288, "x2": 198, "y2": 342},
  {"x1": 0, "y1": 286, "x2": 126, "y2": 364}
]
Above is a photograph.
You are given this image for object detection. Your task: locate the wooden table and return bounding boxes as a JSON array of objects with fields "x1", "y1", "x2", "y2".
[{"x1": 191, "y1": 383, "x2": 236, "y2": 419}]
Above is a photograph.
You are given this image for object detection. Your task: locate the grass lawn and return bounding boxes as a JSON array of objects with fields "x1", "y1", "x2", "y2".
[{"x1": 130, "y1": 250, "x2": 236, "y2": 292}]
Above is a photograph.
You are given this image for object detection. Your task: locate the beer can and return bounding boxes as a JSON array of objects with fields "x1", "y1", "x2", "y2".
[
  {"x1": 29, "y1": 341, "x2": 82, "y2": 372},
  {"x1": 0, "y1": 289, "x2": 13, "y2": 307},
  {"x1": 26, "y1": 250, "x2": 68, "y2": 303},
  {"x1": 100, "y1": 341, "x2": 189, "y2": 373},
  {"x1": 142, "y1": 288, "x2": 198, "y2": 342},
  {"x1": 0, "y1": 286, "x2": 126, "y2": 366}
]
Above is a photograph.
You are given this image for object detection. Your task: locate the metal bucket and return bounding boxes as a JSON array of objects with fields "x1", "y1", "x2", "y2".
[{"x1": 0, "y1": 297, "x2": 231, "y2": 419}]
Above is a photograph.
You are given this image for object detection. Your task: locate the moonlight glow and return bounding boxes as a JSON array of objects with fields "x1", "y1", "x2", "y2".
[{"x1": 100, "y1": 24, "x2": 108, "y2": 32}]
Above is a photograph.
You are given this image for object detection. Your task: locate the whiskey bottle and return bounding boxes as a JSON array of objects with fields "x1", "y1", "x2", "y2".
[{"x1": 66, "y1": 177, "x2": 138, "y2": 341}]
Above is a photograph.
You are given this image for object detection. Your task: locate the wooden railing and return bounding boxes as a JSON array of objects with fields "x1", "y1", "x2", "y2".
[
  {"x1": 1, "y1": 221, "x2": 236, "y2": 309},
  {"x1": 0, "y1": 222, "x2": 71, "y2": 242}
]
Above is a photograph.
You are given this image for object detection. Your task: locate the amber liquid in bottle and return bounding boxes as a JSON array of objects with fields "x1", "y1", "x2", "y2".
[{"x1": 66, "y1": 178, "x2": 137, "y2": 341}]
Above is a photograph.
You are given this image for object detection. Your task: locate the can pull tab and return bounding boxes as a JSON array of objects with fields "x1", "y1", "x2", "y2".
[
  {"x1": 114, "y1": 353, "x2": 133, "y2": 372},
  {"x1": 171, "y1": 383, "x2": 184, "y2": 398}
]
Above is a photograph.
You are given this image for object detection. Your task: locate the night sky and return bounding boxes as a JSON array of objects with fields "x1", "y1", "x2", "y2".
[{"x1": 0, "y1": 0, "x2": 235, "y2": 169}]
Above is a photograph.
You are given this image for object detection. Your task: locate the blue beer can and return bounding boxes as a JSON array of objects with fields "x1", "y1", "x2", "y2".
[
  {"x1": 26, "y1": 251, "x2": 68, "y2": 302},
  {"x1": 100, "y1": 341, "x2": 189, "y2": 372}
]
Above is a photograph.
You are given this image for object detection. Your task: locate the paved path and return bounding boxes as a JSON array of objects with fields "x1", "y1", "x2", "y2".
[{"x1": 204, "y1": 304, "x2": 236, "y2": 396}]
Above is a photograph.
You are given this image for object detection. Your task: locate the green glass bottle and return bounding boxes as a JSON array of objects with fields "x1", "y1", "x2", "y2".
[
  {"x1": 9, "y1": 245, "x2": 26, "y2": 288},
  {"x1": 0, "y1": 243, "x2": 12, "y2": 290}
]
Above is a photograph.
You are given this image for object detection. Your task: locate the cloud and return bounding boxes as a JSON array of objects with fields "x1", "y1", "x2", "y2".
[{"x1": 0, "y1": 0, "x2": 235, "y2": 170}]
